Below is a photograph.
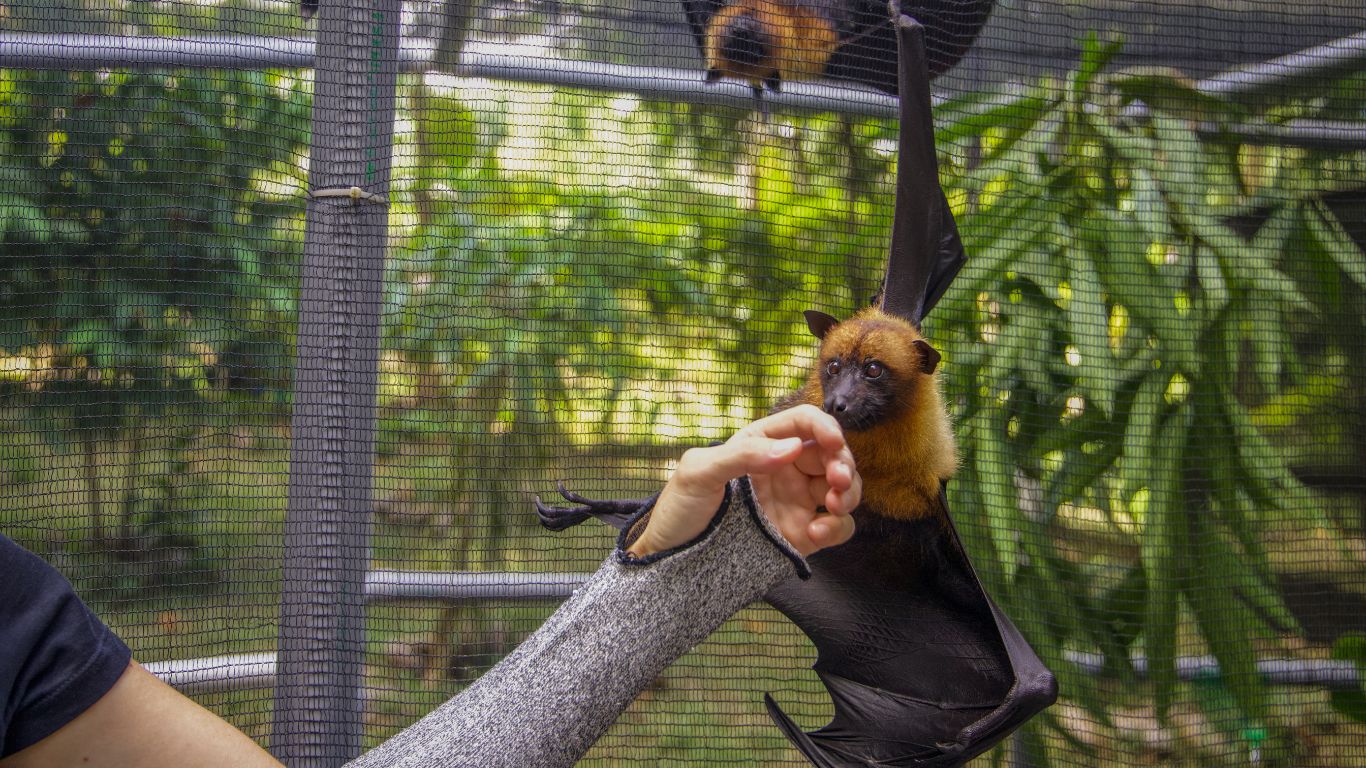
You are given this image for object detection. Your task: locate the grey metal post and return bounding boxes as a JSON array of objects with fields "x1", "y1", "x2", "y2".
[{"x1": 272, "y1": 0, "x2": 401, "y2": 763}]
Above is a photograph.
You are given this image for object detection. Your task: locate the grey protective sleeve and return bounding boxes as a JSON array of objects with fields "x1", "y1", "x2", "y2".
[{"x1": 347, "y1": 477, "x2": 807, "y2": 768}]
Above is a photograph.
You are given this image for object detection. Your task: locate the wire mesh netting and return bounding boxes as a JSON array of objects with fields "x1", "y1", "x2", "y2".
[{"x1": 2, "y1": 0, "x2": 1365, "y2": 765}]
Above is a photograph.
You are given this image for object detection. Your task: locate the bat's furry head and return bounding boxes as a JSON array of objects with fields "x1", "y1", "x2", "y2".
[
  {"x1": 702, "y1": 2, "x2": 840, "y2": 94},
  {"x1": 705, "y1": 9, "x2": 781, "y2": 91},
  {"x1": 706, "y1": 14, "x2": 777, "y2": 87},
  {"x1": 792, "y1": 306, "x2": 958, "y2": 517},
  {"x1": 803, "y1": 307, "x2": 940, "y2": 433}
]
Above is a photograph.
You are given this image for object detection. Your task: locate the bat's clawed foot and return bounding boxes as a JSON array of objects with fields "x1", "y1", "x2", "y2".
[{"x1": 534, "y1": 481, "x2": 656, "y2": 532}]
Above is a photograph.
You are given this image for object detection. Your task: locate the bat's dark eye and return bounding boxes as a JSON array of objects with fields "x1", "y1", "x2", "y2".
[
  {"x1": 863, "y1": 361, "x2": 884, "y2": 379},
  {"x1": 826, "y1": 360, "x2": 841, "y2": 376}
]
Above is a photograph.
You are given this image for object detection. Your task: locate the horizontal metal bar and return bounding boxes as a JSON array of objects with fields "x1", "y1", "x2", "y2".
[
  {"x1": 1205, "y1": 119, "x2": 1366, "y2": 152},
  {"x1": 144, "y1": 652, "x2": 278, "y2": 696},
  {"x1": 1064, "y1": 651, "x2": 1361, "y2": 690},
  {"x1": 1198, "y1": 29, "x2": 1366, "y2": 99},
  {"x1": 365, "y1": 569, "x2": 590, "y2": 601},
  {"x1": 0, "y1": 33, "x2": 899, "y2": 118},
  {"x1": 154, "y1": 648, "x2": 1363, "y2": 697},
  {"x1": 142, "y1": 578, "x2": 1365, "y2": 695},
  {"x1": 1104, "y1": 30, "x2": 1366, "y2": 150}
]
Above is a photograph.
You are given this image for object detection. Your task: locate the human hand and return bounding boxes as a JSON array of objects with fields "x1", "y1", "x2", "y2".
[{"x1": 627, "y1": 405, "x2": 860, "y2": 558}]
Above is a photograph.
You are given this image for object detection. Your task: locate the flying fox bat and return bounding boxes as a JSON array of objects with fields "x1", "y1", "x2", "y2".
[
  {"x1": 536, "y1": 306, "x2": 1055, "y2": 765},
  {"x1": 538, "y1": 8, "x2": 1055, "y2": 766},
  {"x1": 684, "y1": 0, "x2": 995, "y2": 95}
]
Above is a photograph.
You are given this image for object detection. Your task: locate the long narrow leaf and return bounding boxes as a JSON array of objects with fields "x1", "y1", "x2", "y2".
[
  {"x1": 1306, "y1": 197, "x2": 1366, "y2": 291},
  {"x1": 1143, "y1": 403, "x2": 1190, "y2": 718},
  {"x1": 973, "y1": 411, "x2": 1023, "y2": 581}
]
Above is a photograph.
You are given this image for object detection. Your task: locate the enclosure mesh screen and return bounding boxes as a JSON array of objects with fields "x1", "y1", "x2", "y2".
[{"x1": 2, "y1": 1, "x2": 1365, "y2": 766}]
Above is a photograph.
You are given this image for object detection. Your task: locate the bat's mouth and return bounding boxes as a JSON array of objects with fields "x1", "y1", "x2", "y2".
[{"x1": 827, "y1": 406, "x2": 878, "y2": 433}]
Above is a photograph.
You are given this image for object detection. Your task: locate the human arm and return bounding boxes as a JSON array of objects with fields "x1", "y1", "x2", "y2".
[
  {"x1": 626, "y1": 402, "x2": 859, "y2": 558},
  {"x1": 348, "y1": 404, "x2": 860, "y2": 767},
  {"x1": 0, "y1": 533, "x2": 281, "y2": 768},
  {"x1": 0, "y1": 405, "x2": 855, "y2": 768},
  {"x1": 0, "y1": 660, "x2": 281, "y2": 768}
]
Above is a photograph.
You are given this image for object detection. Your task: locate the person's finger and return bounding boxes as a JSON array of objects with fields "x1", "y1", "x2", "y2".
[
  {"x1": 671, "y1": 435, "x2": 806, "y2": 496},
  {"x1": 807, "y1": 511, "x2": 857, "y2": 550},
  {"x1": 807, "y1": 475, "x2": 832, "y2": 509},
  {"x1": 826, "y1": 462, "x2": 861, "y2": 515},
  {"x1": 741, "y1": 404, "x2": 846, "y2": 454},
  {"x1": 790, "y1": 439, "x2": 855, "y2": 494}
]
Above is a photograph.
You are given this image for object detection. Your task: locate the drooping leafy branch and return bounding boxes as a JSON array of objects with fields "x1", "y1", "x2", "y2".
[{"x1": 932, "y1": 37, "x2": 1366, "y2": 744}]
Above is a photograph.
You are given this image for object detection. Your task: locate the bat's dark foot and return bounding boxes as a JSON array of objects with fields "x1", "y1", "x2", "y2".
[{"x1": 534, "y1": 481, "x2": 656, "y2": 532}]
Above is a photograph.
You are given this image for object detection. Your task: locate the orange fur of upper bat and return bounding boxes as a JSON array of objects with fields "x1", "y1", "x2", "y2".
[
  {"x1": 783, "y1": 306, "x2": 958, "y2": 521},
  {"x1": 703, "y1": 0, "x2": 841, "y2": 91}
]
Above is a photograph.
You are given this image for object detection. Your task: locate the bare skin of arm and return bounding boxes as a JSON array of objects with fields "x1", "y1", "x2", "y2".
[
  {"x1": 0, "y1": 660, "x2": 283, "y2": 768},
  {"x1": 628, "y1": 403, "x2": 860, "y2": 558},
  {"x1": 3, "y1": 404, "x2": 858, "y2": 768}
]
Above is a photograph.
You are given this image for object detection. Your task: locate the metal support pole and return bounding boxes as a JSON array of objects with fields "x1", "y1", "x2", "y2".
[{"x1": 271, "y1": 0, "x2": 400, "y2": 763}]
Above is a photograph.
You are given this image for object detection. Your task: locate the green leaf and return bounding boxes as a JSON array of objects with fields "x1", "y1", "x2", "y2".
[
  {"x1": 1143, "y1": 403, "x2": 1190, "y2": 718},
  {"x1": 1305, "y1": 197, "x2": 1366, "y2": 291},
  {"x1": 1185, "y1": 517, "x2": 1270, "y2": 722},
  {"x1": 971, "y1": 411, "x2": 1022, "y2": 582},
  {"x1": 1064, "y1": 247, "x2": 1116, "y2": 417},
  {"x1": 0, "y1": 197, "x2": 52, "y2": 243},
  {"x1": 1097, "y1": 565, "x2": 1148, "y2": 665},
  {"x1": 1221, "y1": 388, "x2": 1299, "y2": 511},
  {"x1": 1193, "y1": 246, "x2": 1229, "y2": 315},
  {"x1": 1105, "y1": 67, "x2": 1237, "y2": 124},
  {"x1": 935, "y1": 89, "x2": 1057, "y2": 147},
  {"x1": 1126, "y1": 169, "x2": 1178, "y2": 252},
  {"x1": 1074, "y1": 33, "x2": 1126, "y2": 93},
  {"x1": 1330, "y1": 634, "x2": 1366, "y2": 724},
  {"x1": 1121, "y1": 371, "x2": 1165, "y2": 496}
]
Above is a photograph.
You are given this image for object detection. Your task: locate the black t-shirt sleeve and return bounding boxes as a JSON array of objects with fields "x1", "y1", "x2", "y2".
[{"x1": 0, "y1": 534, "x2": 132, "y2": 757}]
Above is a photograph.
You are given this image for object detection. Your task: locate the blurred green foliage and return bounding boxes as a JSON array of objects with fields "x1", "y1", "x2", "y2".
[
  {"x1": 932, "y1": 36, "x2": 1366, "y2": 756},
  {"x1": 0, "y1": 67, "x2": 307, "y2": 547}
]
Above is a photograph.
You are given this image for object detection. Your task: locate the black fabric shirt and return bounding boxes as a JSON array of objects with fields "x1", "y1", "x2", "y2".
[{"x1": 0, "y1": 534, "x2": 131, "y2": 757}]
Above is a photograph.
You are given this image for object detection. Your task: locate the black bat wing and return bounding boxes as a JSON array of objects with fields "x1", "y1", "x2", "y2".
[
  {"x1": 762, "y1": 495, "x2": 1056, "y2": 766},
  {"x1": 762, "y1": 11, "x2": 1055, "y2": 766},
  {"x1": 809, "y1": 0, "x2": 996, "y2": 94}
]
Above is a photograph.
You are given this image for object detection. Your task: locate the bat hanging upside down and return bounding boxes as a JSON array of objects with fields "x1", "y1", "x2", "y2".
[
  {"x1": 684, "y1": 0, "x2": 996, "y2": 96},
  {"x1": 537, "y1": 305, "x2": 1055, "y2": 765}
]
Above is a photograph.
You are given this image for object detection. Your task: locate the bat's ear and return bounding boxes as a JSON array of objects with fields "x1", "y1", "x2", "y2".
[
  {"x1": 803, "y1": 310, "x2": 840, "y2": 340},
  {"x1": 913, "y1": 339, "x2": 941, "y2": 374},
  {"x1": 705, "y1": 68, "x2": 723, "y2": 84}
]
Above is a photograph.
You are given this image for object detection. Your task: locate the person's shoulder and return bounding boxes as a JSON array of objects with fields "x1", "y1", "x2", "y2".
[{"x1": 0, "y1": 534, "x2": 132, "y2": 759}]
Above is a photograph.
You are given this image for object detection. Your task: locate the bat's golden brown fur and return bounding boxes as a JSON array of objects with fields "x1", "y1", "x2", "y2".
[
  {"x1": 783, "y1": 307, "x2": 957, "y2": 521},
  {"x1": 703, "y1": 0, "x2": 841, "y2": 90}
]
